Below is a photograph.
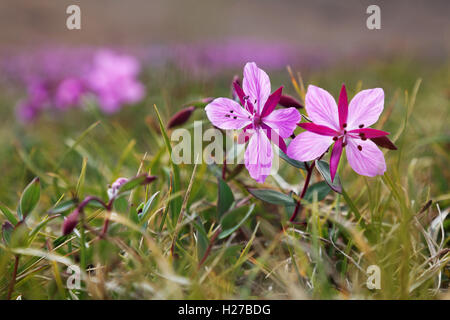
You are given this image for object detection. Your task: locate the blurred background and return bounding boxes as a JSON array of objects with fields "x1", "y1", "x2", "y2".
[{"x1": 0, "y1": 0, "x2": 448, "y2": 200}]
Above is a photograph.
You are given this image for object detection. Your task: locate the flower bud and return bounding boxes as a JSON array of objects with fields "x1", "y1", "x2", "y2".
[
  {"x1": 167, "y1": 106, "x2": 196, "y2": 129},
  {"x1": 62, "y1": 209, "x2": 80, "y2": 236},
  {"x1": 107, "y1": 177, "x2": 129, "y2": 200},
  {"x1": 279, "y1": 94, "x2": 303, "y2": 109},
  {"x1": 231, "y1": 75, "x2": 241, "y2": 100},
  {"x1": 2, "y1": 221, "x2": 13, "y2": 245}
]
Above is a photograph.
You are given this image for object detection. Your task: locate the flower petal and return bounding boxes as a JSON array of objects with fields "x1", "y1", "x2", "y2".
[
  {"x1": 330, "y1": 138, "x2": 343, "y2": 182},
  {"x1": 245, "y1": 129, "x2": 273, "y2": 183},
  {"x1": 261, "y1": 123, "x2": 287, "y2": 153},
  {"x1": 345, "y1": 138, "x2": 386, "y2": 177},
  {"x1": 305, "y1": 85, "x2": 340, "y2": 130},
  {"x1": 347, "y1": 88, "x2": 384, "y2": 130},
  {"x1": 263, "y1": 107, "x2": 302, "y2": 138},
  {"x1": 260, "y1": 86, "x2": 283, "y2": 118},
  {"x1": 298, "y1": 122, "x2": 338, "y2": 136},
  {"x1": 205, "y1": 97, "x2": 252, "y2": 130},
  {"x1": 287, "y1": 131, "x2": 333, "y2": 162},
  {"x1": 349, "y1": 128, "x2": 390, "y2": 139},
  {"x1": 233, "y1": 80, "x2": 254, "y2": 114},
  {"x1": 243, "y1": 62, "x2": 271, "y2": 114},
  {"x1": 338, "y1": 84, "x2": 348, "y2": 128}
]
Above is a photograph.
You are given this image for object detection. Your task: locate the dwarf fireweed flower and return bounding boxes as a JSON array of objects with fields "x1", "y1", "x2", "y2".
[
  {"x1": 205, "y1": 62, "x2": 301, "y2": 182},
  {"x1": 287, "y1": 84, "x2": 390, "y2": 179},
  {"x1": 87, "y1": 50, "x2": 145, "y2": 114}
]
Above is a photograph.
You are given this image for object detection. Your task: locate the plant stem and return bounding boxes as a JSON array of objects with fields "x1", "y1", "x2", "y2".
[
  {"x1": 7, "y1": 255, "x2": 20, "y2": 300},
  {"x1": 289, "y1": 161, "x2": 315, "y2": 222}
]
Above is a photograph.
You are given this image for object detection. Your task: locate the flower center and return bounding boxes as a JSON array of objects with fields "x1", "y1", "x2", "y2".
[{"x1": 252, "y1": 115, "x2": 263, "y2": 127}]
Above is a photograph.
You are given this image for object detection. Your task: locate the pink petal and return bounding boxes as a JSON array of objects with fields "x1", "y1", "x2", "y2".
[
  {"x1": 298, "y1": 123, "x2": 338, "y2": 136},
  {"x1": 263, "y1": 107, "x2": 302, "y2": 138},
  {"x1": 261, "y1": 124, "x2": 287, "y2": 153},
  {"x1": 305, "y1": 85, "x2": 340, "y2": 130},
  {"x1": 347, "y1": 88, "x2": 384, "y2": 130},
  {"x1": 243, "y1": 62, "x2": 271, "y2": 115},
  {"x1": 245, "y1": 129, "x2": 273, "y2": 183},
  {"x1": 233, "y1": 80, "x2": 254, "y2": 114},
  {"x1": 205, "y1": 97, "x2": 252, "y2": 130},
  {"x1": 345, "y1": 138, "x2": 386, "y2": 177},
  {"x1": 260, "y1": 86, "x2": 283, "y2": 118},
  {"x1": 338, "y1": 84, "x2": 348, "y2": 128},
  {"x1": 330, "y1": 138, "x2": 343, "y2": 182},
  {"x1": 349, "y1": 128, "x2": 390, "y2": 139},
  {"x1": 287, "y1": 131, "x2": 333, "y2": 162}
]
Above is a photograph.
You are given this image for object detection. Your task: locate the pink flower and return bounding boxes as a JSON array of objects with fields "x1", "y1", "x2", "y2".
[
  {"x1": 287, "y1": 84, "x2": 389, "y2": 180},
  {"x1": 205, "y1": 62, "x2": 301, "y2": 183},
  {"x1": 87, "y1": 50, "x2": 145, "y2": 113}
]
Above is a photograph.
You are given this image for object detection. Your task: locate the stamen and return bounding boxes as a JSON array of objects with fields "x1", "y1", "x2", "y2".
[
  {"x1": 357, "y1": 145, "x2": 362, "y2": 151},
  {"x1": 229, "y1": 110, "x2": 234, "y2": 113},
  {"x1": 343, "y1": 130, "x2": 347, "y2": 134},
  {"x1": 225, "y1": 114, "x2": 230, "y2": 118},
  {"x1": 343, "y1": 123, "x2": 347, "y2": 128},
  {"x1": 333, "y1": 136, "x2": 338, "y2": 141},
  {"x1": 359, "y1": 124, "x2": 364, "y2": 128},
  {"x1": 233, "y1": 116, "x2": 237, "y2": 119}
]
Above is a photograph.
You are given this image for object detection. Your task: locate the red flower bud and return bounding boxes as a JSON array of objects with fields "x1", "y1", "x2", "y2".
[
  {"x1": 279, "y1": 94, "x2": 303, "y2": 109},
  {"x1": 167, "y1": 106, "x2": 196, "y2": 129},
  {"x1": 62, "y1": 209, "x2": 80, "y2": 236}
]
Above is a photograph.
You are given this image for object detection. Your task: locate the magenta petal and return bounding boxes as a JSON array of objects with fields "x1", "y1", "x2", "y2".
[
  {"x1": 345, "y1": 138, "x2": 386, "y2": 177},
  {"x1": 338, "y1": 84, "x2": 348, "y2": 128},
  {"x1": 243, "y1": 62, "x2": 271, "y2": 114},
  {"x1": 349, "y1": 128, "x2": 390, "y2": 138},
  {"x1": 305, "y1": 85, "x2": 340, "y2": 131},
  {"x1": 347, "y1": 88, "x2": 384, "y2": 130},
  {"x1": 329, "y1": 138, "x2": 343, "y2": 182},
  {"x1": 245, "y1": 129, "x2": 273, "y2": 183},
  {"x1": 262, "y1": 107, "x2": 301, "y2": 138},
  {"x1": 233, "y1": 80, "x2": 254, "y2": 114},
  {"x1": 287, "y1": 131, "x2": 334, "y2": 162},
  {"x1": 260, "y1": 86, "x2": 283, "y2": 118},
  {"x1": 261, "y1": 124, "x2": 287, "y2": 153},
  {"x1": 205, "y1": 97, "x2": 252, "y2": 130},
  {"x1": 298, "y1": 123, "x2": 338, "y2": 136}
]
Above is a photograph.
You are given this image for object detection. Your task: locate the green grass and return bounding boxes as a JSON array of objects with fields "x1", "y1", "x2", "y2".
[{"x1": 0, "y1": 59, "x2": 448, "y2": 300}]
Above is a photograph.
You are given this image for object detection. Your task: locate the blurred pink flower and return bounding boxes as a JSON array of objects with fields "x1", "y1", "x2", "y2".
[
  {"x1": 54, "y1": 78, "x2": 85, "y2": 110},
  {"x1": 287, "y1": 84, "x2": 389, "y2": 179},
  {"x1": 206, "y1": 62, "x2": 301, "y2": 183},
  {"x1": 87, "y1": 50, "x2": 145, "y2": 113}
]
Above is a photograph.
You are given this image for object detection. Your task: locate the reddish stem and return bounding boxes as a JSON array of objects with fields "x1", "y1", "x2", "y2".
[
  {"x1": 6, "y1": 255, "x2": 20, "y2": 300},
  {"x1": 198, "y1": 227, "x2": 221, "y2": 269},
  {"x1": 289, "y1": 161, "x2": 316, "y2": 222}
]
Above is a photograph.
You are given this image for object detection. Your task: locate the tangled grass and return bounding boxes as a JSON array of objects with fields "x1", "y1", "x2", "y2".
[{"x1": 0, "y1": 59, "x2": 448, "y2": 300}]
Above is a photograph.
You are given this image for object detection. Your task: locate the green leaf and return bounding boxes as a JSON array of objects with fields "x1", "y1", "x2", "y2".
[
  {"x1": 303, "y1": 181, "x2": 331, "y2": 202},
  {"x1": 219, "y1": 204, "x2": 255, "y2": 239},
  {"x1": 48, "y1": 199, "x2": 76, "y2": 215},
  {"x1": 154, "y1": 104, "x2": 182, "y2": 220},
  {"x1": 315, "y1": 160, "x2": 343, "y2": 193},
  {"x1": 18, "y1": 177, "x2": 40, "y2": 219},
  {"x1": 194, "y1": 219, "x2": 209, "y2": 260},
  {"x1": 248, "y1": 189, "x2": 296, "y2": 206},
  {"x1": 118, "y1": 174, "x2": 156, "y2": 194},
  {"x1": 0, "y1": 203, "x2": 18, "y2": 225},
  {"x1": 217, "y1": 178, "x2": 234, "y2": 219},
  {"x1": 138, "y1": 191, "x2": 160, "y2": 222},
  {"x1": 280, "y1": 150, "x2": 307, "y2": 170}
]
